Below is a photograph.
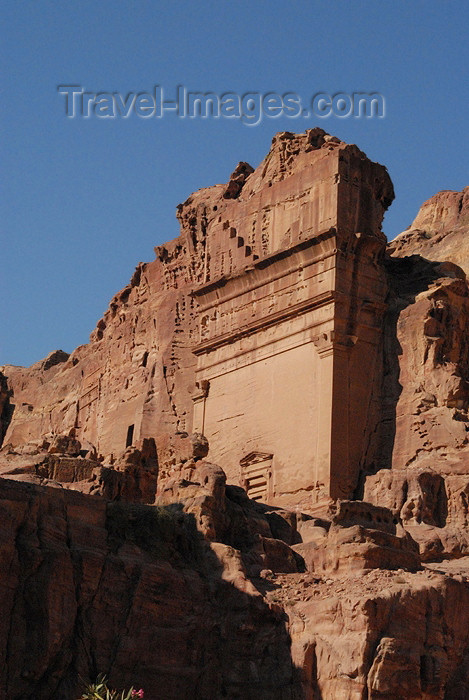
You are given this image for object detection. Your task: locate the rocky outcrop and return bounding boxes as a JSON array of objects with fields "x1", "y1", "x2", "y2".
[
  {"x1": 362, "y1": 188, "x2": 469, "y2": 564},
  {"x1": 155, "y1": 449, "x2": 306, "y2": 574},
  {"x1": 0, "y1": 128, "x2": 394, "y2": 509},
  {"x1": 0, "y1": 434, "x2": 158, "y2": 505},
  {"x1": 348, "y1": 186, "x2": 469, "y2": 599},
  {"x1": 283, "y1": 566, "x2": 469, "y2": 700},
  {"x1": 1, "y1": 130, "x2": 469, "y2": 697},
  {"x1": 0, "y1": 477, "x2": 468, "y2": 700},
  {"x1": 373, "y1": 255, "x2": 469, "y2": 471},
  {"x1": 389, "y1": 187, "x2": 469, "y2": 274},
  {"x1": 293, "y1": 500, "x2": 420, "y2": 575},
  {"x1": 364, "y1": 465, "x2": 469, "y2": 562},
  {"x1": 389, "y1": 196, "x2": 469, "y2": 468},
  {"x1": 0, "y1": 478, "x2": 294, "y2": 700}
]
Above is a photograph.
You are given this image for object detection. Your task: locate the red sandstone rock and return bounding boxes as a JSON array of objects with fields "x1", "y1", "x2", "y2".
[
  {"x1": 155, "y1": 457, "x2": 305, "y2": 573},
  {"x1": 362, "y1": 190, "x2": 469, "y2": 564},
  {"x1": 0, "y1": 478, "x2": 296, "y2": 699},
  {"x1": 1, "y1": 132, "x2": 469, "y2": 697},
  {"x1": 0, "y1": 477, "x2": 467, "y2": 699},
  {"x1": 48, "y1": 433, "x2": 82, "y2": 456},
  {"x1": 293, "y1": 500, "x2": 420, "y2": 575},
  {"x1": 0, "y1": 440, "x2": 158, "y2": 505},
  {"x1": 285, "y1": 567, "x2": 469, "y2": 699},
  {"x1": 389, "y1": 187, "x2": 469, "y2": 273},
  {"x1": 1, "y1": 128, "x2": 395, "y2": 506}
]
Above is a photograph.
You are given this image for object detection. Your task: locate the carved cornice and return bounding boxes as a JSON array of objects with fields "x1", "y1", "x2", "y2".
[{"x1": 193, "y1": 291, "x2": 336, "y2": 356}]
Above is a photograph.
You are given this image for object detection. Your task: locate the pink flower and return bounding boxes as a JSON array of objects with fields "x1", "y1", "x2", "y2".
[{"x1": 131, "y1": 690, "x2": 144, "y2": 698}]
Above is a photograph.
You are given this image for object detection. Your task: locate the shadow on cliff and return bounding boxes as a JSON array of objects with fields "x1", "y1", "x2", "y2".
[
  {"x1": 355, "y1": 253, "x2": 457, "y2": 498},
  {"x1": 0, "y1": 371, "x2": 14, "y2": 448},
  {"x1": 0, "y1": 478, "x2": 318, "y2": 700}
]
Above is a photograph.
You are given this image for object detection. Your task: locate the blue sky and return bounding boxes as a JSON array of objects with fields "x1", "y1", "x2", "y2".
[{"x1": 2, "y1": 0, "x2": 468, "y2": 366}]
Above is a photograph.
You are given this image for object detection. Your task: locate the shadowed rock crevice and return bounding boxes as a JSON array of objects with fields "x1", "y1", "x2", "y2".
[{"x1": 0, "y1": 372, "x2": 14, "y2": 448}]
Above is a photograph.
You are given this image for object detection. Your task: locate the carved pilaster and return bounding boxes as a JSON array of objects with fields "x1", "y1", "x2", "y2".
[{"x1": 192, "y1": 380, "x2": 210, "y2": 435}]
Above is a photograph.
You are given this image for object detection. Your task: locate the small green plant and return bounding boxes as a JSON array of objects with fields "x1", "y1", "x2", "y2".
[{"x1": 80, "y1": 674, "x2": 144, "y2": 700}]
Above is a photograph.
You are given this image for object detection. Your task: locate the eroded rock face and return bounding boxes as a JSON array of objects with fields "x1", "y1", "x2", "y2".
[
  {"x1": 48, "y1": 433, "x2": 82, "y2": 456},
  {"x1": 156, "y1": 458, "x2": 305, "y2": 574},
  {"x1": 0, "y1": 372, "x2": 12, "y2": 445},
  {"x1": 363, "y1": 186, "x2": 469, "y2": 564},
  {"x1": 0, "y1": 478, "x2": 294, "y2": 700},
  {"x1": 283, "y1": 568, "x2": 469, "y2": 700},
  {"x1": 1, "y1": 128, "x2": 395, "y2": 505},
  {"x1": 0, "y1": 434, "x2": 159, "y2": 505},
  {"x1": 389, "y1": 187, "x2": 469, "y2": 274},
  {"x1": 1, "y1": 132, "x2": 469, "y2": 697},
  {"x1": 381, "y1": 256, "x2": 469, "y2": 471},
  {"x1": 293, "y1": 499, "x2": 420, "y2": 575},
  {"x1": 0, "y1": 477, "x2": 468, "y2": 700}
]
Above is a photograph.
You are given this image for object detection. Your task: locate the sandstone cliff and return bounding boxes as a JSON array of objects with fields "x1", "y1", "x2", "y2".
[
  {"x1": 0, "y1": 128, "x2": 394, "y2": 505},
  {"x1": 1, "y1": 472, "x2": 468, "y2": 700},
  {"x1": 1, "y1": 133, "x2": 469, "y2": 699},
  {"x1": 360, "y1": 188, "x2": 469, "y2": 560},
  {"x1": 389, "y1": 187, "x2": 469, "y2": 273}
]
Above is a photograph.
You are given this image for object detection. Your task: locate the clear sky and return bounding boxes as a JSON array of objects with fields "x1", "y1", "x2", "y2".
[{"x1": 2, "y1": 0, "x2": 468, "y2": 367}]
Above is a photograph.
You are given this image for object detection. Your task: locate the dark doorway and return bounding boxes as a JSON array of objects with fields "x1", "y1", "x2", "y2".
[{"x1": 126, "y1": 424, "x2": 134, "y2": 448}]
